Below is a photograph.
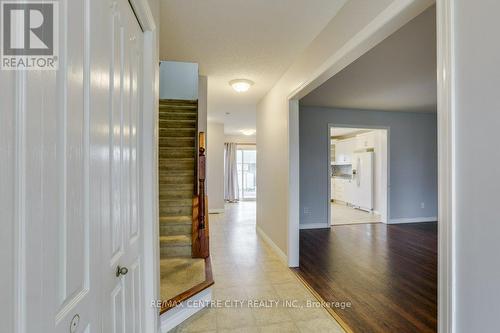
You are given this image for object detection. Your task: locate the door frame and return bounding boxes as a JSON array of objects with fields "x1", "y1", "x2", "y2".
[
  {"x1": 127, "y1": 0, "x2": 159, "y2": 332},
  {"x1": 286, "y1": 1, "x2": 453, "y2": 332},
  {"x1": 327, "y1": 124, "x2": 390, "y2": 227}
]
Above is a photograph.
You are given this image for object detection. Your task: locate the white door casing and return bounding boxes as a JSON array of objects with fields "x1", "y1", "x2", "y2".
[{"x1": 0, "y1": 0, "x2": 147, "y2": 332}]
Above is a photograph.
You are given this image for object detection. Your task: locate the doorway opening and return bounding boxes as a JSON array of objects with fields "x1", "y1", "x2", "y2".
[
  {"x1": 328, "y1": 126, "x2": 389, "y2": 225},
  {"x1": 236, "y1": 144, "x2": 257, "y2": 201}
]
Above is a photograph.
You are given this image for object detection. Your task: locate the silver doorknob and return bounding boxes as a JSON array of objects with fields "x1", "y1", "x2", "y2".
[{"x1": 116, "y1": 266, "x2": 129, "y2": 277}]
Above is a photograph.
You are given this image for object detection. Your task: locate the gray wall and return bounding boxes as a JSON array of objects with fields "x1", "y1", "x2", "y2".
[
  {"x1": 159, "y1": 61, "x2": 199, "y2": 100},
  {"x1": 299, "y1": 106, "x2": 437, "y2": 226},
  {"x1": 454, "y1": 1, "x2": 500, "y2": 331}
]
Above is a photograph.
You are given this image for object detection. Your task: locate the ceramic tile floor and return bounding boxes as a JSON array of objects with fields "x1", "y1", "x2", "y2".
[
  {"x1": 160, "y1": 257, "x2": 206, "y2": 301},
  {"x1": 169, "y1": 201, "x2": 345, "y2": 333},
  {"x1": 331, "y1": 202, "x2": 381, "y2": 225}
]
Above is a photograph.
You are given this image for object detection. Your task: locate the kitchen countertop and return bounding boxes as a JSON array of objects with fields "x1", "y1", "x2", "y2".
[{"x1": 332, "y1": 174, "x2": 352, "y2": 180}]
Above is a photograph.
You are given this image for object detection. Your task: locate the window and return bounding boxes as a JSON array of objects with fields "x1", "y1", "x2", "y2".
[{"x1": 236, "y1": 146, "x2": 257, "y2": 200}]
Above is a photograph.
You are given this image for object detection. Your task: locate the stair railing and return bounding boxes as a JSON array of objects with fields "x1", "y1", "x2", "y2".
[
  {"x1": 192, "y1": 132, "x2": 209, "y2": 258},
  {"x1": 198, "y1": 132, "x2": 206, "y2": 230}
]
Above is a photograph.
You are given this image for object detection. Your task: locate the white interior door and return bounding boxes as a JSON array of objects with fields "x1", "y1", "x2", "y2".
[
  {"x1": 0, "y1": 0, "x2": 145, "y2": 332},
  {"x1": 100, "y1": 0, "x2": 144, "y2": 332}
]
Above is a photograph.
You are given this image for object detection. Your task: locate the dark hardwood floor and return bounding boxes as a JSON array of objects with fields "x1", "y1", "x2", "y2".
[{"x1": 294, "y1": 222, "x2": 437, "y2": 333}]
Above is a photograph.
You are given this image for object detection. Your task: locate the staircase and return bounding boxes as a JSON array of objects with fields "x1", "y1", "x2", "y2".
[{"x1": 159, "y1": 99, "x2": 198, "y2": 258}]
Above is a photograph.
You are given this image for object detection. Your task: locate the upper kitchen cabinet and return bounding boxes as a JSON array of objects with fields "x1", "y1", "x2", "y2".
[
  {"x1": 334, "y1": 139, "x2": 355, "y2": 164},
  {"x1": 356, "y1": 131, "x2": 378, "y2": 150}
]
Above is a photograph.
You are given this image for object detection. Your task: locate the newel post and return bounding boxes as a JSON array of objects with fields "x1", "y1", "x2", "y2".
[{"x1": 192, "y1": 132, "x2": 209, "y2": 258}]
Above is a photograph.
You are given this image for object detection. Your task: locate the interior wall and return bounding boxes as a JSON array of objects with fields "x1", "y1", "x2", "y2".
[
  {"x1": 453, "y1": 1, "x2": 500, "y2": 331},
  {"x1": 300, "y1": 106, "x2": 437, "y2": 225},
  {"x1": 159, "y1": 61, "x2": 199, "y2": 100},
  {"x1": 225, "y1": 135, "x2": 256, "y2": 144},
  {"x1": 198, "y1": 75, "x2": 208, "y2": 133},
  {"x1": 207, "y1": 122, "x2": 225, "y2": 212},
  {"x1": 256, "y1": 0, "x2": 429, "y2": 256}
]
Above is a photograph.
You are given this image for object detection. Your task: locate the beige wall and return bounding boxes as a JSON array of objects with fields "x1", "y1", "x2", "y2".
[
  {"x1": 198, "y1": 76, "x2": 208, "y2": 133},
  {"x1": 224, "y1": 135, "x2": 256, "y2": 144},
  {"x1": 256, "y1": 0, "x2": 432, "y2": 256},
  {"x1": 207, "y1": 122, "x2": 225, "y2": 212}
]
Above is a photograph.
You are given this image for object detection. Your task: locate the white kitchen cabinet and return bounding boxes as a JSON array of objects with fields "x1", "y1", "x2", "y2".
[
  {"x1": 356, "y1": 131, "x2": 377, "y2": 150},
  {"x1": 332, "y1": 178, "x2": 353, "y2": 204},
  {"x1": 344, "y1": 179, "x2": 354, "y2": 204},
  {"x1": 334, "y1": 139, "x2": 355, "y2": 164},
  {"x1": 330, "y1": 178, "x2": 335, "y2": 200}
]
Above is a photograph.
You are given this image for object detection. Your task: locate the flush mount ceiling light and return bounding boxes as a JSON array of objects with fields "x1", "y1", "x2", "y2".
[
  {"x1": 230, "y1": 79, "x2": 254, "y2": 93},
  {"x1": 240, "y1": 129, "x2": 256, "y2": 136}
]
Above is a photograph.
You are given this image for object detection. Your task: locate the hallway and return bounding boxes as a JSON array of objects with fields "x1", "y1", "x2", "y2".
[{"x1": 170, "y1": 202, "x2": 344, "y2": 332}]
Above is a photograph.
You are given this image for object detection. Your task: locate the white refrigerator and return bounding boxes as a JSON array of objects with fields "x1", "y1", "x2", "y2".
[{"x1": 352, "y1": 151, "x2": 374, "y2": 211}]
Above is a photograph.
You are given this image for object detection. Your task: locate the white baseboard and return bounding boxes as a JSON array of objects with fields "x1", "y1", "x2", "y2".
[
  {"x1": 160, "y1": 287, "x2": 212, "y2": 332},
  {"x1": 208, "y1": 208, "x2": 225, "y2": 214},
  {"x1": 389, "y1": 216, "x2": 438, "y2": 224},
  {"x1": 299, "y1": 223, "x2": 330, "y2": 230},
  {"x1": 256, "y1": 225, "x2": 287, "y2": 265}
]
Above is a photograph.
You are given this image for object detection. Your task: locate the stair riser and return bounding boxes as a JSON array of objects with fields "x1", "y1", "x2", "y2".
[
  {"x1": 160, "y1": 246, "x2": 191, "y2": 258},
  {"x1": 159, "y1": 179, "x2": 194, "y2": 186},
  {"x1": 159, "y1": 183, "x2": 194, "y2": 191},
  {"x1": 159, "y1": 120, "x2": 196, "y2": 129},
  {"x1": 159, "y1": 138, "x2": 195, "y2": 147},
  {"x1": 159, "y1": 103, "x2": 197, "y2": 110},
  {"x1": 160, "y1": 206, "x2": 192, "y2": 216},
  {"x1": 159, "y1": 128, "x2": 197, "y2": 137},
  {"x1": 159, "y1": 160, "x2": 194, "y2": 168},
  {"x1": 160, "y1": 199, "x2": 192, "y2": 207},
  {"x1": 159, "y1": 172, "x2": 194, "y2": 180},
  {"x1": 160, "y1": 224, "x2": 191, "y2": 236},
  {"x1": 159, "y1": 113, "x2": 197, "y2": 121},
  {"x1": 161, "y1": 165, "x2": 195, "y2": 172},
  {"x1": 159, "y1": 150, "x2": 195, "y2": 159},
  {"x1": 159, "y1": 192, "x2": 193, "y2": 200}
]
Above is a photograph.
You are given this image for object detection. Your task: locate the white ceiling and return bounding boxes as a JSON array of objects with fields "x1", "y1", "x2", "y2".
[
  {"x1": 160, "y1": 0, "x2": 347, "y2": 134},
  {"x1": 331, "y1": 127, "x2": 368, "y2": 137},
  {"x1": 301, "y1": 6, "x2": 436, "y2": 112}
]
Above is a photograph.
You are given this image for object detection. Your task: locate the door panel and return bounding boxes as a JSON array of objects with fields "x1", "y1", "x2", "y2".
[
  {"x1": 111, "y1": 281, "x2": 126, "y2": 333},
  {"x1": 102, "y1": 0, "x2": 144, "y2": 332},
  {"x1": 0, "y1": 0, "x2": 145, "y2": 331}
]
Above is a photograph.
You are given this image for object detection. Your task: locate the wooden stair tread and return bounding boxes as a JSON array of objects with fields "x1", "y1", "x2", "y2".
[
  {"x1": 160, "y1": 235, "x2": 191, "y2": 246},
  {"x1": 160, "y1": 216, "x2": 192, "y2": 225}
]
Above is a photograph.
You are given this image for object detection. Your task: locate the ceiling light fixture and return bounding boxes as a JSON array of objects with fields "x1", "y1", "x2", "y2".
[
  {"x1": 240, "y1": 129, "x2": 256, "y2": 136},
  {"x1": 230, "y1": 79, "x2": 254, "y2": 93}
]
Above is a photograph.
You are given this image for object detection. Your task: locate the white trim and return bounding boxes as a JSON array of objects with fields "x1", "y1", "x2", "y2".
[
  {"x1": 208, "y1": 208, "x2": 225, "y2": 214},
  {"x1": 389, "y1": 217, "x2": 437, "y2": 224},
  {"x1": 159, "y1": 288, "x2": 212, "y2": 333},
  {"x1": 437, "y1": 0, "x2": 454, "y2": 332},
  {"x1": 287, "y1": 100, "x2": 300, "y2": 268},
  {"x1": 257, "y1": 226, "x2": 287, "y2": 265},
  {"x1": 128, "y1": 0, "x2": 156, "y2": 31},
  {"x1": 299, "y1": 223, "x2": 330, "y2": 230}
]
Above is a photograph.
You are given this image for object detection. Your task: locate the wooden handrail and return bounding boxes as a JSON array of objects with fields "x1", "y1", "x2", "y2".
[{"x1": 192, "y1": 132, "x2": 209, "y2": 258}]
